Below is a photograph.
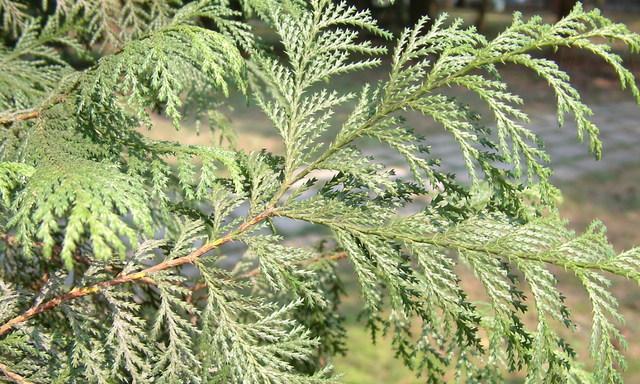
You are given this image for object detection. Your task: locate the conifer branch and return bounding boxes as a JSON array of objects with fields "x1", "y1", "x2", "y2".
[
  {"x1": 2, "y1": 1, "x2": 640, "y2": 382},
  {"x1": 0, "y1": 178, "x2": 336, "y2": 343}
]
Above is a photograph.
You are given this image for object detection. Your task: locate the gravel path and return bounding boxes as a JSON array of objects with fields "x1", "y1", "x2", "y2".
[{"x1": 362, "y1": 101, "x2": 640, "y2": 183}]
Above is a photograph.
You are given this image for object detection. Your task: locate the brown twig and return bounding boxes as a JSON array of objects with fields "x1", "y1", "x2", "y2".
[
  {"x1": 0, "y1": 362, "x2": 33, "y2": 384},
  {"x1": 0, "y1": 234, "x2": 19, "y2": 247},
  {"x1": 0, "y1": 109, "x2": 40, "y2": 125},
  {"x1": 0, "y1": 209, "x2": 274, "y2": 337},
  {"x1": 0, "y1": 78, "x2": 80, "y2": 127}
]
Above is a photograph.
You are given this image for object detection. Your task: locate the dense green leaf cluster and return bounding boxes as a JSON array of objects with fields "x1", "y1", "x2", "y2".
[{"x1": 1, "y1": 0, "x2": 640, "y2": 383}]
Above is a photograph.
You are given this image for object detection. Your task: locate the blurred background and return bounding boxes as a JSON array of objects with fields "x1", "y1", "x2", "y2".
[{"x1": 145, "y1": 0, "x2": 640, "y2": 382}]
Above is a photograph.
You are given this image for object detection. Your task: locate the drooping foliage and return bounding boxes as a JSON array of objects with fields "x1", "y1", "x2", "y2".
[{"x1": 1, "y1": 0, "x2": 640, "y2": 383}]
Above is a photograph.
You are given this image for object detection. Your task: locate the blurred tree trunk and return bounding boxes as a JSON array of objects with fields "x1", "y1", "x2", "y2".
[
  {"x1": 354, "y1": 0, "x2": 403, "y2": 31},
  {"x1": 552, "y1": 0, "x2": 578, "y2": 20},
  {"x1": 550, "y1": 0, "x2": 578, "y2": 63},
  {"x1": 475, "y1": 0, "x2": 491, "y2": 32},
  {"x1": 353, "y1": 0, "x2": 376, "y2": 19},
  {"x1": 353, "y1": 0, "x2": 374, "y2": 10},
  {"x1": 409, "y1": 0, "x2": 435, "y2": 27},
  {"x1": 353, "y1": 0, "x2": 385, "y2": 31}
]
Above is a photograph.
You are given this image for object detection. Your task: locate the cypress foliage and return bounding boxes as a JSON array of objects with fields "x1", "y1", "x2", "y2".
[{"x1": 1, "y1": 0, "x2": 640, "y2": 382}]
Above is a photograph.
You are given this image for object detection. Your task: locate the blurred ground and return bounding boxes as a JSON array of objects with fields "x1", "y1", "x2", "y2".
[{"x1": 142, "y1": 7, "x2": 640, "y2": 383}]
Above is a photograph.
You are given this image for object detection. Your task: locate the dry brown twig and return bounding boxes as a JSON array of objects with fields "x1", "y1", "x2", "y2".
[
  {"x1": 0, "y1": 362, "x2": 33, "y2": 384},
  {"x1": 0, "y1": 109, "x2": 40, "y2": 126}
]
